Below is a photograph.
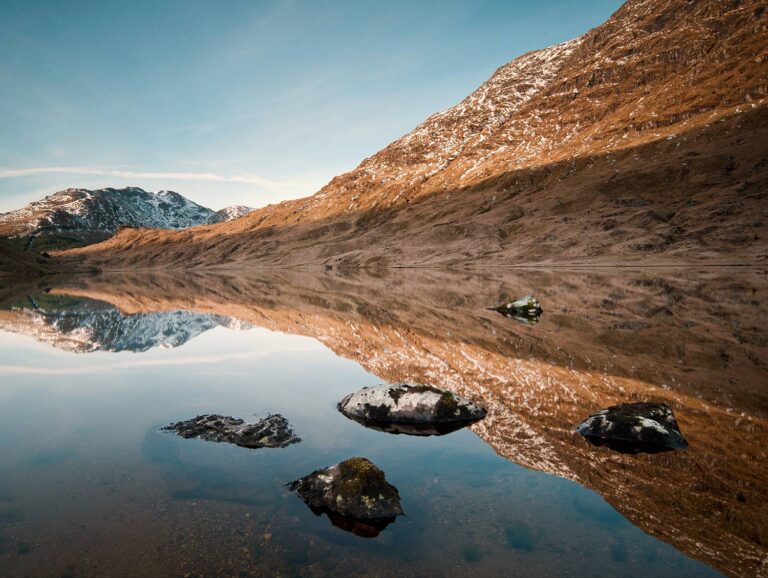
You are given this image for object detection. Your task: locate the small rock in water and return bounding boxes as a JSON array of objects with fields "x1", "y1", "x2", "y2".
[
  {"x1": 575, "y1": 402, "x2": 688, "y2": 453},
  {"x1": 338, "y1": 384, "x2": 486, "y2": 434},
  {"x1": 289, "y1": 457, "x2": 404, "y2": 537},
  {"x1": 161, "y1": 414, "x2": 300, "y2": 449},
  {"x1": 490, "y1": 296, "x2": 543, "y2": 324}
]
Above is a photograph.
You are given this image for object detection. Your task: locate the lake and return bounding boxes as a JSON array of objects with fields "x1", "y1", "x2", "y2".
[{"x1": 0, "y1": 268, "x2": 765, "y2": 577}]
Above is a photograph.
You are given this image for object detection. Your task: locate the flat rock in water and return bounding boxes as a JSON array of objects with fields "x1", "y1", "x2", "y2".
[
  {"x1": 338, "y1": 384, "x2": 486, "y2": 432},
  {"x1": 162, "y1": 413, "x2": 300, "y2": 449},
  {"x1": 575, "y1": 402, "x2": 688, "y2": 453},
  {"x1": 490, "y1": 295, "x2": 543, "y2": 324},
  {"x1": 289, "y1": 457, "x2": 404, "y2": 536}
]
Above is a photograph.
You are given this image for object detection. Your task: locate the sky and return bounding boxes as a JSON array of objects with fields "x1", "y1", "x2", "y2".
[{"x1": 0, "y1": 0, "x2": 623, "y2": 213}]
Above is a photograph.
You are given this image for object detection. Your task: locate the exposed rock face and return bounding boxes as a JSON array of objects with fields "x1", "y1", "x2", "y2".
[
  {"x1": 575, "y1": 402, "x2": 688, "y2": 453},
  {"x1": 338, "y1": 384, "x2": 486, "y2": 431},
  {"x1": 492, "y1": 296, "x2": 542, "y2": 324},
  {"x1": 206, "y1": 205, "x2": 254, "y2": 224},
  {"x1": 289, "y1": 457, "x2": 404, "y2": 525},
  {"x1": 0, "y1": 187, "x2": 214, "y2": 250},
  {"x1": 162, "y1": 414, "x2": 300, "y2": 449}
]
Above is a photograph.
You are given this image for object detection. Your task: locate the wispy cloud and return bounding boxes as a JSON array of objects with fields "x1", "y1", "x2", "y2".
[{"x1": 0, "y1": 166, "x2": 313, "y2": 190}]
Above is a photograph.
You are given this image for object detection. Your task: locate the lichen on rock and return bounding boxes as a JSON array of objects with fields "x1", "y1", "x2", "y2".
[
  {"x1": 289, "y1": 457, "x2": 404, "y2": 531},
  {"x1": 575, "y1": 402, "x2": 688, "y2": 453},
  {"x1": 161, "y1": 413, "x2": 300, "y2": 449},
  {"x1": 338, "y1": 384, "x2": 486, "y2": 435}
]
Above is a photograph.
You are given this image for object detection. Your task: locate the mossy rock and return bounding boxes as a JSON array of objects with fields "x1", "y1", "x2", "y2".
[{"x1": 289, "y1": 457, "x2": 404, "y2": 521}]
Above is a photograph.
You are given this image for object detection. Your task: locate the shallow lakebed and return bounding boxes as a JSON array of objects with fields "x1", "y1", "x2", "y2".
[{"x1": 0, "y1": 268, "x2": 765, "y2": 577}]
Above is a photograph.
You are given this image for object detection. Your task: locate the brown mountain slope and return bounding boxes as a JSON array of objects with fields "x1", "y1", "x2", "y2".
[
  {"x1": 59, "y1": 0, "x2": 768, "y2": 269},
  {"x1": 31, "y1": 268, "x2": 768, "y2": 577},
  {"x1": 0, "y1": 238, "x2": 74, "y2": 277}
]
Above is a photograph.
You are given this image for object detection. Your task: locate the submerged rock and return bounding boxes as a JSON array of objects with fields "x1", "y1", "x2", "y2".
[
  {"x1": 575, "y1": 402, "x2": 688, "y2": 453},
  {"x1": 490, "y1": 296, "x2": 543, "y2": 324},
  {"x1": 162, "y1": 414, "x2": 300, "y2": 449},
  {"x1": 338, "y1": 384, "x2": 486, "y2": 433},
  {"x1": 289, "y1": 457, "x2": 404, "y2": 534}
]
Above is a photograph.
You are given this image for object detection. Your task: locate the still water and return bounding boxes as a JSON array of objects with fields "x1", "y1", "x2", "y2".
[{"x1": 0, "y1": 269, "x2": 765, "y2": 577}]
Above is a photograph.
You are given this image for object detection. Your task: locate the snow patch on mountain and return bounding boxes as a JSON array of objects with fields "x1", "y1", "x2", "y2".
[
  {"x1": 206, "y1": 205, "x2": 254, "y2": 224},
  {"x1": 357, "y1": 37, "x2": 585, "y2": 191}
]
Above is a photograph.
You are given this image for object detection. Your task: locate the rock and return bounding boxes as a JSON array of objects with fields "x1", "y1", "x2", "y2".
[
  {"x1": 289, "y1": 457, "x2": 404, "y2": 533},
  {"x1": 575, "y1": 402, "x2": 688, "y2": 453},
  {"x1": 161, "y1": 413, "x2": 300, "y2": 449},
  {"x1": 490, "y1": 296, "x2": 543, "y2": 324},
  {"x1": 337, "y1": 384, "x2": 486, "y2": 434}
]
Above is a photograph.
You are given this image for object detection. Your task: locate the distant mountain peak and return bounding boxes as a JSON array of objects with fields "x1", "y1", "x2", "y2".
[
  {"x1": 206, "y1": 205, "x2": 254, "y2": 224},
  {"x1": 0, "y1": 186, "x2": 215, "y2": 250}
]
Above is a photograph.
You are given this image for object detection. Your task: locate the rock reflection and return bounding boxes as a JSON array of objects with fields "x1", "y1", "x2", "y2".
[
  {"x1": 306, "y1": 505, "x2": 397, "y2": 539},
  {"x1": 340, "y1": 414, "x2": 479, "y2": 436}
]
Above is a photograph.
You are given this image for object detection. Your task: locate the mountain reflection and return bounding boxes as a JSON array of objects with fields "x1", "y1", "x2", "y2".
[
  {"x1": 0, "y1": 292, "x2": 251, "y2": 353},
  {"x1": 1, "y1": 268, "x2": 765, "y2": 578}
]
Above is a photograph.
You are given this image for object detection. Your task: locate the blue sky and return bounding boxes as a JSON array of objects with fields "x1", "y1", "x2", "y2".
[{"x1": 0, "y1": 0, "x2": 622, "y2": 212}]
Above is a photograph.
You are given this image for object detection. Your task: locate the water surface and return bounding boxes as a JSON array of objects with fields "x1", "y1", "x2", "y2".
[{"x1": 0, "y1": 268, "x2": 765, "y2": 577}]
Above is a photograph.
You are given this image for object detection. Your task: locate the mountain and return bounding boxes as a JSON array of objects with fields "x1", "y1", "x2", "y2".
[
  {"x1": 59, "y1": 0, "x2": 768, "y2": 269},
  {"x1": 0, "y1": 292, "x2": 251, "y2": 353},
  {"x1": 0, "y1": 187, "x2": 214, "y2": 251},
  {"x1": 206, "y1": 205, "x2": 254, "y2": 224}
]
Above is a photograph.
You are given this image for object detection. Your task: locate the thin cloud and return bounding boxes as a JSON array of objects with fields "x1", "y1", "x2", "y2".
[{"x1": 0, "y1": 166, "x2": 313, "y2": 190}]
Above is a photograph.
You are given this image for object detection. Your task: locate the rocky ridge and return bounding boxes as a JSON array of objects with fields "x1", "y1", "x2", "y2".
[
  {"x1": 0, "y1": 188, "x2": 255, "y2": 252},
  {"x1": 0, "y1": 187, "x2": 213, "y2": 250}
]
